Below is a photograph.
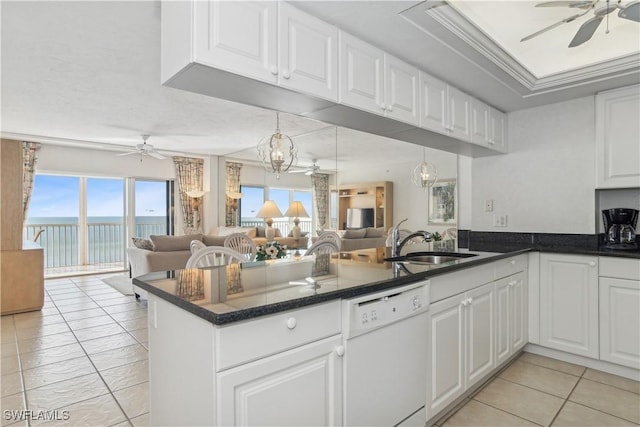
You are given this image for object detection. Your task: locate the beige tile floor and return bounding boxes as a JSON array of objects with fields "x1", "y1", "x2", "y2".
[
  {"x1": 435, "y1": 352, "x2": 640, "y2": 427},
  {"x1": 2, "y1": 273, "x2": 639, "y2": 427},
  {"x1": 1, "y1": 273, "x2": 149, "y2": 427}
]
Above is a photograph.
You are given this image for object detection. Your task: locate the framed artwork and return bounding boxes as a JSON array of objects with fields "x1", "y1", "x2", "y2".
[{"x1": 428, "y1": 180, "x2": 457, "y2": 225}]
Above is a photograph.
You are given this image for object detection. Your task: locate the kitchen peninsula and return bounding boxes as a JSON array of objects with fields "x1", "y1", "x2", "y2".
[{"x1": 134, "y1": 245, "x2": 639, "y2": 426}]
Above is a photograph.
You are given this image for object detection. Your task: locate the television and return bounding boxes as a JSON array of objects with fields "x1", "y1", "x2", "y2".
[{"x1": 346, "y1": 208, "x2": 374, "y2": 230}]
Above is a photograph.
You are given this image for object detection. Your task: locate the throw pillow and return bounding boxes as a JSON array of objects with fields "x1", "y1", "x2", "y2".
[
  {"x1": 131, "y1": 237, "x2": 154, "y2": 250},
  {"x1": 216, "y1": 226, "x2": 238, "y2": 236},
  {"x1": 287, "y1": 230, "x2": 309, "y2": 237},
  {"x1": 256, "y1": 227, "x2": 266, "y2": 237},
  {"x1": 343, "y1": 229, "x2": 367, "y2": 239},
  {"x1": 364, "y1": 227, "x2": 384, "y2": 238},
  {"x1": 149, "y1": 234, "x2": 203, "y2": 252}
]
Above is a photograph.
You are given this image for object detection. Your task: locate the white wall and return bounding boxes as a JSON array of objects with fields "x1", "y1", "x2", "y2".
[
  {"x1": 468, "y1": 96, "x2": 596, "y2": 234},
  {"x1": 336, "y1": 148, "x2": 457, "y2": 234}
]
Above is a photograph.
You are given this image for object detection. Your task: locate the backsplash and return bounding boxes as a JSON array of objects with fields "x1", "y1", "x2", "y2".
[{"x1": 458, "y1": 230, "x2": 602, "y2": 252}]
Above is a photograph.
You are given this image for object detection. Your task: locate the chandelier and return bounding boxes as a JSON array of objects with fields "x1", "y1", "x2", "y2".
[
  {"x1": 411, "y1": 148, "x2": 438, "y2": 189},
  {"x1": 257, "y1": 112, "x2": 297, "y2": 179}
]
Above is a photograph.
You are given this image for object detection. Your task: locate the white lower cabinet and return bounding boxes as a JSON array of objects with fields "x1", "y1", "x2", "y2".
[
  {"x1": 599, "y1": 257, "x2": 640, "y2": 369},
  {"x1": 217, "y1": 335, "x2": 343, "y2": 426},
  {"x1": 495, "y1": 272, "x2": 527, "y2": 366},
  {"x1": 427, "y1": 282, "x2": 494, "y2": 417},
  {"x1": 539, "y1": 254, "x2": 599, "y2": 358}
]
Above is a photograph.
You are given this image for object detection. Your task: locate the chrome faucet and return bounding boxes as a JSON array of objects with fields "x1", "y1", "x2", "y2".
[{"x1": 390, "y1": 218, "x2": 433, "y2": 257}]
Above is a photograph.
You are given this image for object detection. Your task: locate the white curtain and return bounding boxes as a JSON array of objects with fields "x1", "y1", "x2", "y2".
[{"x1": 173, "y1": 156, "x2": 204, "y2": 234}]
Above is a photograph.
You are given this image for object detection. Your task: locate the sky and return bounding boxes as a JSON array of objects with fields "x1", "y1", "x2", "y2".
[{"x1": 29, "y1": 175, "x2": 167, "y2": 218}]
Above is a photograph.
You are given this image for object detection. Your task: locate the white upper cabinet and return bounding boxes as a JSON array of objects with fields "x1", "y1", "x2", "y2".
[
  {"x1": 384, "y1": 54, "x2": 419, "y2": 125},
  {"x1": 338, "y1": 32, "x2": 384, "y2": 113},
  {"x1": 470, "y1": 98, "x2": 507, "y2": 152},
  {"x1": 193, "y1": 1, "x2": 278, "y2": 83},
  {"x1": 278, "y1": 2, "x2": 338, "y2": 101},
  {"x1": 192, "y1": 1, "x2": 338, "y2": 101},
  {"x1": 420, "y1": 73, "x2": 470, "y2": 141},
  {"x1": 596, "y1": 85, "x2": 640, "y2": 188},
  {"x1": 339, "y1": 32, "x2": 419, "y2": 125}
]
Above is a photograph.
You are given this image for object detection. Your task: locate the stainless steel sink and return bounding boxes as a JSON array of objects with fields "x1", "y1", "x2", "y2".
[{"x1": 385, "y1": 251, "x2": 477, "y2": 265}]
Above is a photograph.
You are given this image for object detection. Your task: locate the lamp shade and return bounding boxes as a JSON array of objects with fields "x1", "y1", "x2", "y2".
[
  {"x1": 284, "y1": 201, "x2": 310, "y2": 218},
  {"x1": 256, "y1": 200, "x2": 283, "y2": 219}
]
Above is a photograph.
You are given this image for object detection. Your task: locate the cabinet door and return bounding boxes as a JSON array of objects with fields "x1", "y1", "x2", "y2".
[
  {"x1": 509, "y1": 272, "x2": 527, "y2": 352},
  {"x1": 338, "y1": 31, "x2": 384, "y2": 114},
  {"x1": 447, "y1": 86, "x2": 471, "y2": 141},
  {"x1": 278, "y1": 2, "x2": 338, "y2": 101},
  {"x1": 465, "y1": 283, "x2": 495, "y2": 388},
  {"x1": 495, "y1": 278, "x2": 511, "y2": 365},
  {"x1": 194, "y1": 1, "x2": 277, "y2": 83},
  {"x1": 217, "y1": 335, "x2": 343, "y2": 426},
  {"x1": 470, "y1": 98, "x2": 490, "y2": 147},
  {"x1": 490, "y1": 108, "x2": 507, "y2": 152},
  {"x1": 540, "y1": 254, "x2": 599, "y2": 358},
  {"x1": 419, "y1": 72, "x2": 448, "y2": 134},
  {"x1": 384, "y1": 54, "x2": 419, "y2": 125},
  {"x1": 600, "y1": 277, "x2": 640, "y2": 369},
  {"x1": 596, "y1": 85, "x2": 640, "y2": 188},
  {"x1": 427, "y1": 294, "x2": 465, "y2": 417}
]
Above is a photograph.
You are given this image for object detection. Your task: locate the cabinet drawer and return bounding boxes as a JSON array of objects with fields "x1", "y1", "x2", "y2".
[
  {"x1": 599, "y1": 257, "x2": 640, "y2": 280},
  {"x1": 495, "y1": 254, "x2": 527, "y2": 280},
  {"x1": 215, "y1": 301, "x2": 341, "y2": 371}
]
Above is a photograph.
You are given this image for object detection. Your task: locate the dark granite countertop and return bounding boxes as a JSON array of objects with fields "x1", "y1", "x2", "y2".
[{"x1": 133, "y1": 245, "x2": 639, "y2": 326}]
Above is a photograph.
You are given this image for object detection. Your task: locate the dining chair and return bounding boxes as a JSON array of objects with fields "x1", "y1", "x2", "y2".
[
  {"x1": 186, "y1": 246, "x2": 246, "y2": 268},
  {"x1": 190, "y1": 239, "x2": 206, "y2": 254},
  {"x1": 306, "y1": 240, "x2": 340, "y2": 255},
  {"x1": 223, "y1": 232, "x2": 257, "y2": 261}
]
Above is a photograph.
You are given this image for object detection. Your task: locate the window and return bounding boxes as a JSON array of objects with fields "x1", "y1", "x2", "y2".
[{"x1": 240, "y1": 185, "x2": 314, "y2": 236}]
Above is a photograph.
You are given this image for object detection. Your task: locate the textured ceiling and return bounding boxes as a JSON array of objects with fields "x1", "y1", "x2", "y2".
[{"x1": 1, "y1": 1, "x2": 638, "y2": 162}]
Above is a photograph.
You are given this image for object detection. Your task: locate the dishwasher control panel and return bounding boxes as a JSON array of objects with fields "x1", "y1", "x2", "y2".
[{"x1": 343, "y1": 281, "x2": 430, "y2": 338}]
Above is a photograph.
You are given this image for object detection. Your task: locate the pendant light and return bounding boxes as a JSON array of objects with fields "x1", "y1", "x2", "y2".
[
  {"x1": 257, "y1": 112, "x2": 297, "y2": 179},
  {"x1": 411, "y1": 148, "x2": 438, "y2": 189}
]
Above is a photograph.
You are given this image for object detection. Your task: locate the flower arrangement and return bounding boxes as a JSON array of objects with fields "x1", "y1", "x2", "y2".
[{"x1": 255, "y1": 242, "x2": 288, "y2": 261}]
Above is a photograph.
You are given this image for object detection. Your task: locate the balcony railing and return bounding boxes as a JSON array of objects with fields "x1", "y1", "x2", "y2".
[
  {"x1": 240, "y1": 219, "x2": 313, "y2": 237},
  {"x1": 24, "y1": 221, "x2": 166, "y2": 272}
]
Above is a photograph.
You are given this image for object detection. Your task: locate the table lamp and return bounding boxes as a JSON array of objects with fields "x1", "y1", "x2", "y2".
[
  {"x1": 256, "y1": 200, "x2": 283, "y2": 241},
  {"x1": 284, "y1": 201, "x2": 310, "y2": 239}
]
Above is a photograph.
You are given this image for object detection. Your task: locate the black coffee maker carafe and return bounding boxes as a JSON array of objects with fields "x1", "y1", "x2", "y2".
[{"x1": 602, "y1": 208, "x2": 639, "y2": 250}]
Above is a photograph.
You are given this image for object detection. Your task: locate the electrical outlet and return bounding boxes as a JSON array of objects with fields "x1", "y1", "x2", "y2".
[
  {"x1": 493, "y1": 214, "x2": 508, "y2": 227},
  {"x1": 484, "y1": 199, "x2": 494, "y2": 212}
]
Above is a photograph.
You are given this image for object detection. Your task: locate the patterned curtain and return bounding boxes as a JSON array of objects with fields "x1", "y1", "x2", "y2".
[
  {"x1": 311, "y1": 173, "x2": 329, "y2": 232},
  {"x1": 22, "y1": 142, "x2": 41, "y2": 224},
  {"x1": 225, "y1": 162, "x2": 242, "y2": 227},
  {"x1": 173, "y1": 156, "x2": 204, "y2": 234}
]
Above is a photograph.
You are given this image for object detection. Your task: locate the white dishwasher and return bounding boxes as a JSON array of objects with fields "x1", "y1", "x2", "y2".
[{"x1": 343, "y1": 280, "x2": 430, "y2": 427}]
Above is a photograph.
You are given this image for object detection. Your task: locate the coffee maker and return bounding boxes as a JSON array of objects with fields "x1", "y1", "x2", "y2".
[{"x1": 602, "y1": 208, "x2": 639, "y2": 250}]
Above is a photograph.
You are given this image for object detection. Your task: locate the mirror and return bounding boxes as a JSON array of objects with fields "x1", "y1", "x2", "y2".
[{"x1": 221, "y1": 112, "x2": 458, "y2": 250}]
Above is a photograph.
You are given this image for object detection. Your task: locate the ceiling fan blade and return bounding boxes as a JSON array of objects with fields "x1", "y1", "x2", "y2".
[
  {"x1": 569, "y1": 15, "x2": 603, "y2": 47},
  {"x1": 521, "y1": 13, "x2": 582, "y2": 41},
  {"x1": 536, "y1": 0, "x2": 594, "y2": 8},
  {"x1": 148, "y1": 151, "x2": 167, "y2": 160},
  {"x1": 619, "y1": 0, "x2": 640, "y2": 21},
  {"x1": 115, "y1": 151, "x2": 137, "y2": 157}
]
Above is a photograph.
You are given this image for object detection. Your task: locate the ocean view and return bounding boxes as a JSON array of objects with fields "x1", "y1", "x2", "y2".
[{"x1": 25, "y1": 216, "x2": 167, "y2": 268}]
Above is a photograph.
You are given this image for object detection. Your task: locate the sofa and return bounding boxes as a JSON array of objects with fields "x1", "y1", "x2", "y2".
[
  {"x1": 127, "y1": 226, "x2": 309, "y2": 278},
  {"x1": 317, "y1": 228, "x2": 387, "y2": 252}
]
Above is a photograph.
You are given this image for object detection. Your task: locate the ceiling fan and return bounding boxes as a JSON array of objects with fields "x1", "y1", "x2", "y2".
[
  {"x1": 521, "y1": 0, "x2": 640, "y2": 47},
  {"x1": 115, "y1": 135, "x2": 166, "y2": 161},
  {"x1": 289, "y1": 158, "x2": 321, "y2": 175}
]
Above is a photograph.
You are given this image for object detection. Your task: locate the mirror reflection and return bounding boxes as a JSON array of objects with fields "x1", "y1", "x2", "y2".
[{"x1": 221, "y1": 112, "x2": 458, "y2": 258}]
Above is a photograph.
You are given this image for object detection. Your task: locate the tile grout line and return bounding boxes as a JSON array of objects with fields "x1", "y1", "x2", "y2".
[{"x1": 545, "y1": 367, "x2": 586, "y2": 427}]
